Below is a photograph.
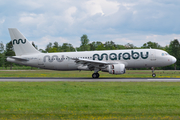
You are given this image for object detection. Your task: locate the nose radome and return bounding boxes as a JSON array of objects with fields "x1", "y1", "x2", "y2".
[{"x1": 171, "y1": 56, "x2": 177, "y2": 64}]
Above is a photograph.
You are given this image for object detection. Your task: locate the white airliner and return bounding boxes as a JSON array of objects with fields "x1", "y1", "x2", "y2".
[{"x1": 7, "y1": 28, "x2": 176, "y2": 78}]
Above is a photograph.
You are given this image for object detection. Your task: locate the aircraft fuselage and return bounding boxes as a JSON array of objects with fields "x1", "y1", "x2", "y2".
[{"x1": 7, "y1": 49, "x2": 175, "y2": 70}]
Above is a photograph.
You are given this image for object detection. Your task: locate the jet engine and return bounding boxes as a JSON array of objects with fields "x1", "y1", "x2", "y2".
[{"x1": 108, "y1": 64, "x2": 126, "y2": 74}]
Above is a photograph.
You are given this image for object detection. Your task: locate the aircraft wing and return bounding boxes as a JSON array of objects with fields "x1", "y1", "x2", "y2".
[
  {"x1": 69, "y1": 57, "x2": 117, "y2": 70},
  {"x1": 73, "y1": 58, "x2": 115, "y2": 65}
]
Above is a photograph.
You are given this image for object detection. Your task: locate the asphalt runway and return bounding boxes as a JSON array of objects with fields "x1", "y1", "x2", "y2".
[{"x1": 0, "y1": 78, "x2": 180, "y2": 82}]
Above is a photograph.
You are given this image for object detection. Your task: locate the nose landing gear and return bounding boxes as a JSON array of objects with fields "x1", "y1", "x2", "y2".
[
  {"x1": 152, "y1": 73, "x2": 156, "y2": 77},
  {"x1": 151, "y1": 67, "x2": 156, "y2": 77}
]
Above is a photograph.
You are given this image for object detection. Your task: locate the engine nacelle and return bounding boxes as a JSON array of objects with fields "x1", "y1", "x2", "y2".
[{"x1": 108, "y1": 64, "x2": 126, "y2": 74}]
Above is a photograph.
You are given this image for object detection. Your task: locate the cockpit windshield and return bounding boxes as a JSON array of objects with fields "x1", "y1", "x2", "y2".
[{"x1": 162, "y1": 52, "x2": 169, "y2": 56}]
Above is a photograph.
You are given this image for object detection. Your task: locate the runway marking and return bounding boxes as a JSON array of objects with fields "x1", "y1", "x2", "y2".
[
  {"x1": 0, "y1": 78, "x2": 180, "y2": 82},
  {"x1": 147, "y1": 79, "x2": 180, "y2": 81}
]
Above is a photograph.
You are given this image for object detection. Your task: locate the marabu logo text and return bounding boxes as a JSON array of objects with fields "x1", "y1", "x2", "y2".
[
  {"x1": 93, "y1": 51, "x2": 149, "y2": 60},
  {"x1": 13, "y1": 39, "x2": 26, "y2": 45}
]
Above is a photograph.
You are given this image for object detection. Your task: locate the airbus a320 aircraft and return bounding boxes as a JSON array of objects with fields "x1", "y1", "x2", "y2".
[{"x1": 7, "y1": 28, "x2": 176, "y2": 78}]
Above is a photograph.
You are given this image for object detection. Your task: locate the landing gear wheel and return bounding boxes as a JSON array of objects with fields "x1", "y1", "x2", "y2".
[
  {"x1": 92, "y1": 73, "x2": 100, "y2": 78},
  {"x1": 97, "y1": 73, "x2": 100, "y2": 78},
  {"x1": 152, "y1": 73, "x2": 156, "y2": 77},
  {"x1": 151, "y1": 67, "x2": 156, "y2": 78}
]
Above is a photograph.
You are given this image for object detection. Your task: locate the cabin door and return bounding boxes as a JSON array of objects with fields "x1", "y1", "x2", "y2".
[
  {"x1": 38, "y1": 55, "x2": 45, "y2": 68},
  {"x1": 150, "y1": 50, "x2": 156, "y2": 61}
]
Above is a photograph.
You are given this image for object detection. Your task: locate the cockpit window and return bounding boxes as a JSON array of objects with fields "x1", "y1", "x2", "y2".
[
  {"x1": 162, "y1": 52, "x2": 169, "y2": 56},
  {"x1": 165, "y1": 53, "x2": 169, "y2": 55}
]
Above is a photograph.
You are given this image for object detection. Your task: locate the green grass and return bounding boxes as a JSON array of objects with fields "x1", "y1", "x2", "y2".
[
  {"x1": 0, "y1": 82, "x2": 180, "y2": 119},
  {"x1": 0, "y1": 66, "x2": 39, "y2": 70},
  {"x1": 0, "y1": 70, "x2": 180, "y2": 78}
]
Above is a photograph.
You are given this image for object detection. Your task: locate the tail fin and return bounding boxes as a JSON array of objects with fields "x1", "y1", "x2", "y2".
[{"x1": 8, "y1": 28, "x2": 40, "y2": 56}]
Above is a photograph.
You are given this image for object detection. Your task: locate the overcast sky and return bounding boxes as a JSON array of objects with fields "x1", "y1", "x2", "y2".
[{"x1": 0, "y1": 0, "x2": 180, "y2": 49}]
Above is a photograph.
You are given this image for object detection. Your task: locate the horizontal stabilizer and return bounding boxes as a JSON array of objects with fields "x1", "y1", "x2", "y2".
[{"x1": 7, "y1": 56, "x2": 29, "y2": 61}]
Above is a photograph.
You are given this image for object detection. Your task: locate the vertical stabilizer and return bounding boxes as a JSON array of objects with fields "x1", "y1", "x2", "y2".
[{"x1": 8, "y1": 28, "x2": 40, "y2": 56}]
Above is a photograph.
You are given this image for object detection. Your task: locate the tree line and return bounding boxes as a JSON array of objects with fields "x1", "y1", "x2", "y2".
[{"x1": 0, "y1": 34, "x2": 180, "y2": 70}]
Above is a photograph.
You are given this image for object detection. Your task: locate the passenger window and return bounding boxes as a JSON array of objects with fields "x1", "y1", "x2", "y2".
[{"x1": 162, "y1": 53, "x2": 164, "y2": 56}]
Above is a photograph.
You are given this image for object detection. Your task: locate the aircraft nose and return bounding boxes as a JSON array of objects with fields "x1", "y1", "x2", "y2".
[{"x1": 171, "y1": 56, "x2": 177, "y2": 64}]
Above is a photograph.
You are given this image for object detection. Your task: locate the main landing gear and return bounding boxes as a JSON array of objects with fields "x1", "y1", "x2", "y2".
[
  {"x1": 151, "y1": 67, "x2": 156, "y2": 77},
  {"x1": 92, "y1": 68, "x2": 100, "y2": 78},
  {"x1": 92, "y1": 73, "x2": 100, "y2": 78}
]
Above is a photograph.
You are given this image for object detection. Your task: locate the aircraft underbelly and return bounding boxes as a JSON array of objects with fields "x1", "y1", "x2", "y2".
[
  {"x1": 67, "y1": 61, "x2": 78, "y2": 70},
  {"x1": 44, "y1": 62, "x2": 68, "y2": 70},
  {"x1": 43, "y1": 61, "x2": 77, "y2": 70},
  {"x1": 126, "y1": 58, "x2": 144, "y2": 68},
  {"x1": 130, "y1": 61, "x2": 144, "y2": 67}
]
